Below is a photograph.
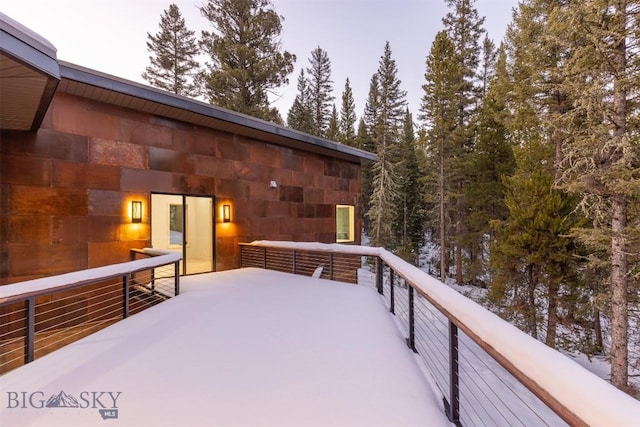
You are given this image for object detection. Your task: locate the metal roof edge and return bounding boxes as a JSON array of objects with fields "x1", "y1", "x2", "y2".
[{"x1": 58, "y1": 61, "x2": 377, "y2": 163}]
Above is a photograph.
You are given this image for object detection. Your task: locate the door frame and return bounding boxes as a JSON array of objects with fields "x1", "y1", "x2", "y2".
[{"x1": 150, "y1": 192, "x2": 217, "y2": 275}]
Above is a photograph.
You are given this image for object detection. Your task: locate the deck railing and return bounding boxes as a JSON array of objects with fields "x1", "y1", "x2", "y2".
[
  {"x1": 0, "y1": 250, "x2": 181, "y2": 375},
  {"x1": 240, "y1": 241, "x2": 639, "y2": 427}
]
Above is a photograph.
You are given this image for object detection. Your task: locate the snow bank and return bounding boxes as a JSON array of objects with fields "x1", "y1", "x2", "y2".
[{"x1": 248, "y1": 241, "x2": 640, "y2": 425}]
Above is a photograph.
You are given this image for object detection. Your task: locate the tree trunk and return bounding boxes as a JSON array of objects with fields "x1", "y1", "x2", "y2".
[
  {"x1": 527, "y1": 264, "x2": 538, "y2": 339},
  {"x1": 546, "y1": 279, "x2": 558, "y2": 348},
  {"x1": 439, "y1": 145, "x2": 446, "y2": 282},
  {"x1": 610, "y1": 196, "x2": 628, "y2": 389}
]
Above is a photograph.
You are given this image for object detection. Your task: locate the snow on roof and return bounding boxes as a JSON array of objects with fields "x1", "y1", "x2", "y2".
[{"x1": 0, "y1": 268, "x2": 449, "y2": 427}]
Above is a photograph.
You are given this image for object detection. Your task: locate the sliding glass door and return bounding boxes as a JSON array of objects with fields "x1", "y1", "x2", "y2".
[{"x1": 151, "y1": 194, "x2": 214, "y2": 275}]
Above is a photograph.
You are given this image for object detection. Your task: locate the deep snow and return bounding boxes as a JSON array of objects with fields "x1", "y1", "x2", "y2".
[{"x1": 0, "y1": 268, "x2": 449, "y2": 427}]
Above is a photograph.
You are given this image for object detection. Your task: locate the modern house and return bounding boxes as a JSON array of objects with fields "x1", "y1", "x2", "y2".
[{"x1": 0, "y1": 12, "x2": 375, "y2": 285}]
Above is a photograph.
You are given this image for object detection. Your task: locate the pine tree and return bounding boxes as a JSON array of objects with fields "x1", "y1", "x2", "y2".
[
  {"x1": 338, "y1": 78, "x2": 357, "y2": 147},
  {"x1": 326, "y1": 104, "x2": 339, "y2": 141},
  {"x1": 395, "y1": 109, "x2": 425, "y2": 264},
  {"x1": 420, "y1": 30, "x2": 462, "y2": 282},
  {"x1": 549, "y1": 0, "x2": 640, "y2": 390},
  {"x1": 463, "y1": 44, "x2": 514, "y2": 285},
  {"x1": 442, "y1": 0, "x2": 486, "y2": 284},
  {"x1": 287, "y1": 69, "x2": 314, "y2": 133},
  {"x1": 198, "y1": 0, "x2": 295, "y2": 122},
  {"x1": 361, "y1": 75, "x2": 381, "y2": 236},
  {"x1": 366, "y1": 42, "x2": 407, "y2": 249},
  {"x1": 306, "y1": 46, "x2": 334, "y2": 137},
  {"x1": 142, "y1": 4, "x2": 200, "y2": 96}
]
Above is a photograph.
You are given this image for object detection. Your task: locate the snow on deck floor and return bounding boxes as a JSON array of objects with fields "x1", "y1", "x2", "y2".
[{"x1": 0, "y1": 268, "x2": 450, "y2": 427}]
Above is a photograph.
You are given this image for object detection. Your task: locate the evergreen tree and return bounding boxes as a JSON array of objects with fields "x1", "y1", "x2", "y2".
[
  {"x1": 463, "y1": 44, "x2": 514, "y2": 285},
  {"x1": 420, "y1": 30, "x2": 462, "y2": 282},
  {"x1": 326, "y1": 104, "x2": 340, "y2": 141},
  {"x1": 361, "y1": 75, "x2": 381, "y2": 235},
  {"x1": 306, "y1": 46, "x2": 334, "y2": 137},
  {"x1": 142, "y1": 4, "x2": 200, "y2": 96},
  {"x1": 549, "y1": 0, "x2": 640, "y2": 390},
  {"x1": 287, "y1": 69, "x2": 314, "y2": 132},
  {"x1": 338, "y1": 78, "x2": 357, "y2": 147},
  {"x1": 442, "y1": 0, "x2": 487, "y2": 284},
  {"x1": 366, "y1": 42, "x2": 407, "y2": 249},
  {"x1": 198, "y1": 0, "x2": 295, "y2": 122},
  {"x1": 395, "y1": 109, "x2": 425, "y2": 264}
]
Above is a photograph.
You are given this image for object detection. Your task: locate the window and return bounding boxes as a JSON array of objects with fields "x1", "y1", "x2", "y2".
[
  {"x1": 336, "y1": 205, "x2": 355, "y2": 243},
  {"x1": 169, "y1": 204, "x2": 184, "y2": 246}
]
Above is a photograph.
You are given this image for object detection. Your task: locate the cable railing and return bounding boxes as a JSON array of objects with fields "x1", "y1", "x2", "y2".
[
  {"x1": 0, "y1": 250, "x2": 181, "y2": 375},
  {"x1": 240, "y1": 241, "x2": 640, "y2": 426}
]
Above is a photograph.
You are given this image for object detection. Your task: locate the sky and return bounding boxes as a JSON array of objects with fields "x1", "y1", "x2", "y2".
[{"x1": 1, "y1": 0, "x2": 519, "y2": 121}]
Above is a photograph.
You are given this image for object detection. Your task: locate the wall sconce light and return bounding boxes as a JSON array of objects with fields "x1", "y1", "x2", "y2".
[
  {"x1": 131, "y1": 200, "x2": 142, "y2": 223},
  {"x1": 223, "y1": 204, "x2": 231, "y2": 223}
]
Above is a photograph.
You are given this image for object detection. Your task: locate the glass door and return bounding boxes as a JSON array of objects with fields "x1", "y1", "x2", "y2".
[{"x1": 151, "y1": 194, "x2": 214, "y2": 275}]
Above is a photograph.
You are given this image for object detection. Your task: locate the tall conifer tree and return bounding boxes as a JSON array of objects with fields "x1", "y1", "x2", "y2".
[
  {"x1": 142, "y1": 4, "x2": 200, "y2": 96},
  {"x1": 338, "y1": 78, "x2": 357, "y2": 147},
  {"x1": 367, "y1": 42, "x2": 407, "y2": 249},
  {"x1": 420, "y1": 31, "x2": 462, "y2": 281},
  {"x1": 287, "y1": 69, "x2": 314, "y2": 133},
  {"x1": 199, "y1": 0, "x2": 295, "y2": 122},
  {"x1": 442, "y1": 0, "x2": 486, "y2": 284},
  {"x1": 306, "y1": 46, "x2": 334, "y2": 137}
]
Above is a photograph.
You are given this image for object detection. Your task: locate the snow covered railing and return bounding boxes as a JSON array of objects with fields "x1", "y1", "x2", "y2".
[
  {"x1": 240, "y1": 241, "x2": 640, "y2": 426},
  {"x1": 0, "y1": 251, "x2": 181, "y2": 374}
]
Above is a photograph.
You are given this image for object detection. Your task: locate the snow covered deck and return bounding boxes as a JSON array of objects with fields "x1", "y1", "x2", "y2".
[{"x1": 0, "y1": 268, "x2": 450, "y2": 427}]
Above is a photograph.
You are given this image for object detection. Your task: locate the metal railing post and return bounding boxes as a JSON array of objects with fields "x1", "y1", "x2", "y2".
[
  {"x1": 448, "y1": 321, "x2": 461, "y2": 425},
  {"x1": 263, "y1": 247, "x2": 267, "y2": 269},
  {"x1": 329, "y1": 253, "x2": 334, "y2": 280},
  {"x1": 123, "y1": 275, "x2": 130, "y2": 319},
  {"x1": 174, "y1": 261, "x2": 181, "y2": 296},
  {"x1": 389, "y1": 269, "x2": 395, "y2": 314},
  {"x1": 406, "y1": 286, "x2": 417, "y2": 353},
  {"x1": 25, "y1": 297, "x2": 35, "y2": 364},
  {"x1": 293, "y1": 250, "x2": 297, "y2": 274},
  {"x1": 376, "y1": 257, "x2": 383, "y2": 295}
]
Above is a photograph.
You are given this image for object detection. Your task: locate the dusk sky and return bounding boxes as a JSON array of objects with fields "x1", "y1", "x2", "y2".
[{"x1": 1, "y1": 0, "x2": 519, "y2": 121}]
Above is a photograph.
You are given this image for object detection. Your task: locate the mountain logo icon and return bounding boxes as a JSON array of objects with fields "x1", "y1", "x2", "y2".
[{"x1": 45, "y1": 391, "x2": 80, "y2": 408}]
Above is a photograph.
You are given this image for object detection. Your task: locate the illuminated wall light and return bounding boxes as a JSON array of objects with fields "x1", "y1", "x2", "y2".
[
  {"x1": 131, "y1": 200, "x2": 142, "y2": 223},
  {"x1": 223, "y1": 204, "x2": 231, "y2": 223}
]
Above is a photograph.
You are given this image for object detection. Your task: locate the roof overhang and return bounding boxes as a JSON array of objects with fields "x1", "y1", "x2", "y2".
[
  {"x1": 0, "y1": 12, "x2": 60, "y2": 131},
  {"x1": 58, "y1": 62, "x2": 376, "y2": 164}
]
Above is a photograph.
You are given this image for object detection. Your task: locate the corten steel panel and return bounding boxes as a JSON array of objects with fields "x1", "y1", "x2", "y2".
[
  {"x1": 52, "y1": 161, "x2": 120, "y2": 190},
  {"x1": 89, "y1": 138, "x2": 146, "y2": 169},
  {"x1": 250, "y1": 144, "x2": 281, "y2": 168},
  {"x1": 216, "y1": 178, "x2": 250, "y2": 199},
  {"x1": 281, "y1": 151, "x2": 305, "y2": 171},
  {"x1": 173, "y1": 173, "x2": 216, "y2": 195},
  {"x1": 194, "y1": 154, "x2": 234, "y2": 179},
  {"x1": 0, "y1": 155, "x2": 51, "y2": 186},
  {"x1": 192, "y1": 132, "x2": 219, "y2": 157},
  {"x1": 217, "y1": 137, "x2": 250, "y2": 161},
  {"x1": 279, "y1": 185, "x2": 304, "y2": 203},
  {"x1": 50, "y1": 95, "x2": 121, "y2": 142},
  {"x1": 87, "y1": 241, "x2": 147, "y2": 268},
  {"x1": 304, "y1": 188, "x2": 324, "y2": 204},
  {"x1": 51, "y1": 216, "x2": 89, "y2": 244},
  {"x1": 8, "y1": 216, "x2": 50, "y2": 244},
  {"x1": 87, "y1": 190, "x2": 126, "y2": 216},
  {"x1": 172, "y1": 127, "x2": 197, "y2": 153},
  {"x1": 87, "y1": 217, "x2": 120, "y2": 242},
  {"x1": 127, "y1": 120, "x2": 173, "y2": 149},
  {"x1": 149, "y1": 147, "x2": 195, "y2": 174},
  {"x1": 9, "y1": 243, "x2": 87, "y2": 278},
  {"x1": 120, "y1": 168, "x2": 173, "y2": 192},
  {"x1": 11, "y1": 186, "x2": 88, "y2": 216},
  {"x1": 0, "y1": 129, "x2": 89, "y2": 162}
]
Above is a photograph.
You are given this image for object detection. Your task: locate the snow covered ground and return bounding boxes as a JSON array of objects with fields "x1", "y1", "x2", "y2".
[{"x1": 0, "y1": 268, "x2": 450, "y2": 427}]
